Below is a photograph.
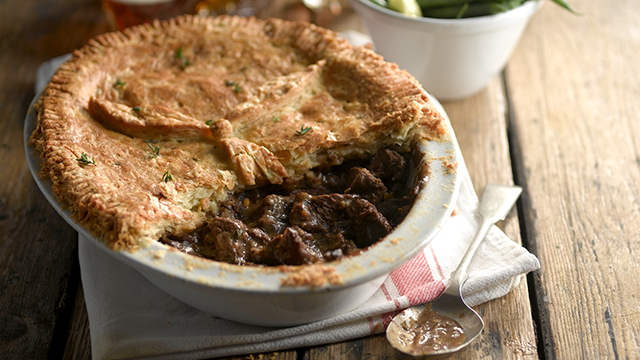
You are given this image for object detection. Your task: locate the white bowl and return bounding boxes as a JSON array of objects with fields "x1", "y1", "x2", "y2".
[
  {"x1": 348, "y1": 0, "x2": 543, "y2": 100},
  {"x1": 25, "y1": 94, "x2": 460, "y2": 327}
]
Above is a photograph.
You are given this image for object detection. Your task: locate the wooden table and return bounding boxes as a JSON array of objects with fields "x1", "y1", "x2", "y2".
[{"x1": 1, "y1": 0, "x2": 639, "y2": 358}]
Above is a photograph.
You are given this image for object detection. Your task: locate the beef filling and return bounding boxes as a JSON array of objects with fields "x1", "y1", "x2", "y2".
[{"x1": 160, "y1": 148, "x2": 422, "y2": 266}]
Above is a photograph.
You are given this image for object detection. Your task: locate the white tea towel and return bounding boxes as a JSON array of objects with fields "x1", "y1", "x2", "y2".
[{"x1": 36, "y1": 53, "x2": 540, "y2": 360}]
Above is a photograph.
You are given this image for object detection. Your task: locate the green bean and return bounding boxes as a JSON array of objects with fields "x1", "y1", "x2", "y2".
[
  {"x1": 416, "y1": 0, "x2": 491, "y2": 9},
  {"x1": 421, "y1": 2, "x2": 515, "y2": 18},
  {"x1": 369, "y1": 0, "x2": 578, "y2": 19},
  {"x1": 550, "y1": 0, "x2": 579, "y2": 14}
]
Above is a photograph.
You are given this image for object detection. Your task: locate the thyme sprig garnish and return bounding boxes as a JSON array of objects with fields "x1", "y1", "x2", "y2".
[
  {"x1": 296, "y1": 125, "x2": 312, "y2": 135},
  {"x1": 224, "y1": 80, "x2": 242, "y2": 93},
  {"x1": 114, "y1": 78, "x2": 126, "y2": 87},
  {"x1": 146, "y1": 141, "x2": 160, "y2": 158},
  {"x1": 205, "y1": 119, "x2": 213, "y2": 126},
  {"x1": 174, "y1": 47, "x2": 192, "y2": 69},
  {"x1": 162, "y1": 169, "x2": 173, "y2": 183},
  {"x1": 132, "y1": 106, "x2": 141, "y2": 112},
  {"x1": 77, "y1": 153, "x2": 96, "y2": 166},
  {"x1": 272, "y1": 116, "x2": 280, "y2": 122}
]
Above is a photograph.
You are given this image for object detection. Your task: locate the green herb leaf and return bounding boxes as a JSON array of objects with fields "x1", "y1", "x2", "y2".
[
  {"x1": 77, "y1": 153, "x2": 96, "y2": 166},
  {"x1": 455, "y1": 2, "x2": 469, "y2": 18},
  {"x1": 132, "y1": 106, "x2": 141, "y2": 112},
  {"x1": 205, "y1": 119, "x2": 213, "y2": 126},
  {"x1": 550, "y1": 0, "x2": 580, "y2": 14},
  {"x1": 174, "y1": 47, "x2": 192, "y2": 69},
  {"x1": 272, "y1": 116, "x2": 280, "y2": 122},
  {"x1": 296, "y1": 125, "x2": 312, "y2": 135},
  {"x1": 224, "y1": 80, "x2": 242, "y2": 93},
  {"x1": 146, "y1": 141, "x2": 160, "y2": 158},
  {"x1": 114, "y1": 78, "x2": 126, "y2": 87},
  {"x1": 162, "y1": 169, "x2": 173, "y2": 183},
  {"x1": 175, "y1": 47, "x2": 184, "y2": 59}
]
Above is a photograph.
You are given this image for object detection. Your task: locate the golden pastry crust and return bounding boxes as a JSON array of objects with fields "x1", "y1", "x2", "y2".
[{"x1": 29, "y1": 15, "x2": 446, "y2": 250}]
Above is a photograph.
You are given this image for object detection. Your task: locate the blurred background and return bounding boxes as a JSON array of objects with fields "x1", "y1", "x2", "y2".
[{"x1": 101, "y1": 0, "x2": 358, "y2": 32}]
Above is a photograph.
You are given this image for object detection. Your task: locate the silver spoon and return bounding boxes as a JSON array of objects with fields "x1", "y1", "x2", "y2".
[{"x1": 386, "y1": 183, "x2": 523, "y2": 357}]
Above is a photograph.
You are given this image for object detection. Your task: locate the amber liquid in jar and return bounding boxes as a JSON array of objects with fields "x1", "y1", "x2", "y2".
[
  {"x1": 101, "y1": 0, "x2": 200, "y2": 31},
  {"x1": 194, "y1": 0, "x2": 269, "y2": 18}
]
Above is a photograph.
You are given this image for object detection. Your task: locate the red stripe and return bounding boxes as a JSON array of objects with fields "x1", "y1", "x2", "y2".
[
  {"x1": 367, "y1": 316, "x2": 376, "y2": 335},
  {"x1": 381, "y1": 283, "x2": 402, "y2": 309},
  {"x1": 390, "y1": 251, "x2": 436, "y2": 305},
  {"x1": 380, "y1": 284, "x2": 392, "y2": 301}
]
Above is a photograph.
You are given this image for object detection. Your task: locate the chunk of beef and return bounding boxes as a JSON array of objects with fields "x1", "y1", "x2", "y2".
[
  {"x1": 369, "y1": 148, "x2": 407, "y2": 183},
  {"x1": 159, "y1": 233, "x2": 199, "y2": 256},
  {"x1": 344, "y1": 167, "x2": 387, "y2": 204},
  {"x1": 288, "y1": 192, "x2": 331, "y2": 234},
  {"x1": 246, "y1": 227, "x2": 278, "y2": 265},
  {"x1": 217, "y1": 195, "x2": 245, "y2": 219},
  {"x1": 272, "y1": 227, "x2": 322, "y2": 265},
  {"x1": 202, "y1": 217, "x2": 250, "y2": 265},
  {"x1": 250, "y1": 194, "x2": 295, "y2": 235},
  {"x1": 289, "y1": 193, "x2": 392, "y2": 250},
  {"x1": 345, "y1": 196, "x2": 393, "y2": 248}
]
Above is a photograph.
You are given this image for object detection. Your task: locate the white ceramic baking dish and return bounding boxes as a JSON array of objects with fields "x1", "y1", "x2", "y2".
[{"x1": 25, "y1": 91, "x2": 460, "y2": 327}]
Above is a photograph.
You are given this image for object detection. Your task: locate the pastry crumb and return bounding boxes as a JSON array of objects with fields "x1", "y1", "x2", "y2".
[{"x1": 281, "y1": 265, "x2": 343, "y2": 288}]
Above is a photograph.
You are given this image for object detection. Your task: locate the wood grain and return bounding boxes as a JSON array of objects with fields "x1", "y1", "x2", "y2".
[
  {"x1": 0, "y1": 1, "x2": 110, "y2": 358},
  {"x1": 62, "y1": 282, "x2": 92, "y2": 360},
  {"x1": 506, "y1": 0, "x2": 640, "y2": 358}
]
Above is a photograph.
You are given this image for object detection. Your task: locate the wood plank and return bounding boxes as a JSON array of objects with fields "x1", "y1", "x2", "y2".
[
  {"x1": 505, "y1": 0, "x2": 640, "y2": 358},
  {"x1": 224, "y1": 351, "x2": 300, "y2": 360},
  {"x1": 441, "y1": 77, "x2": 538, "y2": 359},
  {"x1": 62, "y1": 281, "x2": 92, "y2": 360},
  {"x1": 307, "y1": 77, "x2": 538, "y2": 359},
  {"x1": 0, "y1": 1, "x2": 112, "y2": 358},
  {"x1": 0, "y1": 183, "x2": 77, "y2": 359}
]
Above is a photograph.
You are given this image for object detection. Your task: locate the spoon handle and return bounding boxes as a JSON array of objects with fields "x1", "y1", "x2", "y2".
[
  {"x1": 446, "y1": 216, "x2": 493, "y2": 293},
  {"x1": 446, "y1": 184, "x2": 522, "y2": 294}
]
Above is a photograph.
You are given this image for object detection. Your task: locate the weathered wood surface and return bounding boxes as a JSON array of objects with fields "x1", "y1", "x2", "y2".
[
  {"x1": 1, "y1": 0, "x2": 638, "y2": 359},
  {"x1": 506, "y1": 0, "x2": 640, "y2": 358},
  {"x1": 0, "y1": 1, "x2": 106, "y2": 359}
]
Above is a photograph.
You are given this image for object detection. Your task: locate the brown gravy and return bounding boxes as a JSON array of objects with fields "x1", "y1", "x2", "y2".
[{"x1": 387, "y1": 303, "x2": 466, "y2": 355}]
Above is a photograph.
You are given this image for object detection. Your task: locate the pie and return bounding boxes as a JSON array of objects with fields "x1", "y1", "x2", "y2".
[{"x1": 29, "y1": 15, "x2": 446, "y2": 265}]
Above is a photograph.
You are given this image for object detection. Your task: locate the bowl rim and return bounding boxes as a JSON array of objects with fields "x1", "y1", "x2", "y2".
[
  {"x1": 349, "y1": 0, "x2": 544, "y2": 31},
  {"x1": 24, "y1": 90, "x2": 460, "y2": 296}
]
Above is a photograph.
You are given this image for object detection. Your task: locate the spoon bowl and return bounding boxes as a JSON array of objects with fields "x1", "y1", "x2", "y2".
[{"x1": 386, "y1": 184, "x2": 523, "y2": 356}]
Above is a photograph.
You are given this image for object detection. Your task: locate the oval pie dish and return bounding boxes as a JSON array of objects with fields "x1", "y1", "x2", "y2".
[{"x1": 25, "y1": 15, "x2": 460, "y2": 326}]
